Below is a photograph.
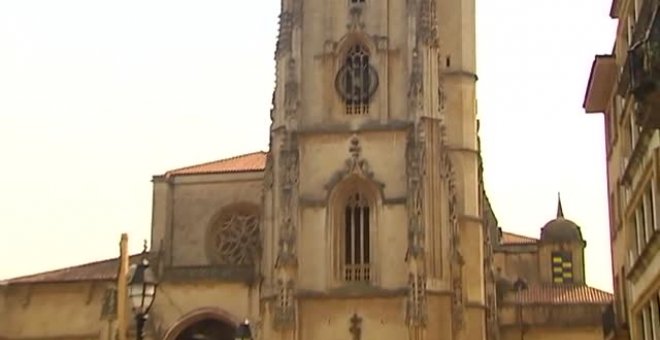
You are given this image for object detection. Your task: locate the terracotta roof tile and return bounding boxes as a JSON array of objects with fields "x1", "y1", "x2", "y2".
[
  {"x1": 2, "y1": 255, "x2": 146, "y2": 285},
  {"x1": 505, "y1": 284, "x2": 613, "y2": 305},
  {"x1": 501, "y1": 231, "x2": 538, "y2": 245},
  {"x1": 164, "y1": 151, "x2": 267, "y2": 177}
]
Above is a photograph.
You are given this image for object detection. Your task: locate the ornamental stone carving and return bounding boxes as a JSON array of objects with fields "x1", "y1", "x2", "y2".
[
  {"x1": 325, "y1": 136, "x2": 384, "y2": 191},
  {"x1": 276, "y1": 11, "x2": 293, "y2": 58},
  {"x1": 417, "y1": 0, "x2": 438, "y2": 46},
  {"x1": 206, "y1": 205, "x2": 261, "y2": 266},
  {"x1": 408, "y1": 49, "x2": 423, "y2": 113},
  {"x1": 284, "y1": 59, "x2": 300, "y2": 119},
  {"x1": 406, "y1": 124, "x2": 427, "y2": 259}
]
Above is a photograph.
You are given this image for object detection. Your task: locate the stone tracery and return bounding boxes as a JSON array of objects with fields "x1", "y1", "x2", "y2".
[{"x1": 207, "y1": 206, "x2": 260, "y2": 266}]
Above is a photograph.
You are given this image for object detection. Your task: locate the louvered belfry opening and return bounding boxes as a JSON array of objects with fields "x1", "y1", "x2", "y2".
[
  {"x1": 343, "y1": 192, "x2": 371, "y2": 282},
  {"x1": 551, "y1": 251, "x2": 573, "y2": 284}
]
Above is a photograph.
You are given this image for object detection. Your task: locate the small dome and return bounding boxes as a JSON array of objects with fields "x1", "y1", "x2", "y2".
[
  {"x1": 540, "y1": 195, "x2": 584, "y2": 244},
  {"x1": 540, "y1": 218, "x2": 584, "y2": 243}
]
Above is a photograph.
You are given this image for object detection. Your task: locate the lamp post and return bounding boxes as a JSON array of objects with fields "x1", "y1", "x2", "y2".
[
  {"x1": 235, "y1": 319, "x2": 253, "y2": 340},
  {"x1": 128, "y1": 258, "x2": 158, "y2": 340}
]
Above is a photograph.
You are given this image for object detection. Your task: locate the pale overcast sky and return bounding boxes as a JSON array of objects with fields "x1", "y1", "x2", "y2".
[{"x1": 0, "y1": 0, "x2": 616, "y2": 291}]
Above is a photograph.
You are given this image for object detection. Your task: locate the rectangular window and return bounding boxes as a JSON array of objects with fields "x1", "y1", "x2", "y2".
[
  {"x1": 652, "y1": 179, "x2": 659, "y2": 231},
  {"x1": 627, "y1": 13, "x2": 635, "y2": 48},
  {"x1": 610, "y1": 191, "x2": 617, "y2": 238},
  {"x1": 630, "y1": 112, "x2": 639, "y2": 151},
  {"x1": 644, "y1": 185, "x2": 655, "y2": 241},
  {"x1": 636, "y1": 311, "x2": 643, "y2": 340},
  {"x1": 621, "y1": 267, "x2": 629, "y2": 322},
  {"x1": 614, "y1": 274, "x2": 623, "y2": 323},
  {"x1": 642, "y1": 304, "x2": 652, "y2": 340},
  {"x1": 635, "y1": 208, "x2": 645, "y2": 255},
  {"x1": 650, "y1": 295, "x2": 659, "y2": 340},
  {"x1": 551, "y1": 251, "x2": 573, "y2": 284}
]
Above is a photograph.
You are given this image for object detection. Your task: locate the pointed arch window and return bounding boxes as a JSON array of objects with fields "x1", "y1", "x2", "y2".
[
  {"x1": 342, "y1": 192, "x2": 371, "y2": 282},
  {"x1": 335, "y1": 45, "x2": 379, "y2": 115}
]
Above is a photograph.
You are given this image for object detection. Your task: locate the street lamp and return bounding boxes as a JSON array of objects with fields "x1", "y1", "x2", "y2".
[
  {"x1": 128, "y1": 258, "x2": 158, "y2": 340},
  {"x1": 235, "y1": 319, "x2": 253, "y2": 340}
]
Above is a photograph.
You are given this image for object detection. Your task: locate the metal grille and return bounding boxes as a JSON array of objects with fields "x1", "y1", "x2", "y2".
[{"x1": 343, "y1": 192, "x2": 371, "y2": 282}]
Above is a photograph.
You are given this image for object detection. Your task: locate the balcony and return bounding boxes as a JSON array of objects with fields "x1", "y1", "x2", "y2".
[{"x1": 628, "y1": 4, "x2": 660, "y2": 129}]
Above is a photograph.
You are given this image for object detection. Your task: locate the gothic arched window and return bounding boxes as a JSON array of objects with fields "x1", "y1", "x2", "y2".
[
  {"x1": 342, "y1": 192, "x2": 371, "y2": 282},
  {"x1": 335, "y1": 45, "x2": 379, "y2": 115}
]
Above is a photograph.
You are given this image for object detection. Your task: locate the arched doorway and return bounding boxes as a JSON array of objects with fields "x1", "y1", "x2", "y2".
[
  {"x1": 175, "y1": 318, "x2": 235, "y2": 340},
  {"x1": 162, "y1": 308, "x2": 240, "y2": 340}
]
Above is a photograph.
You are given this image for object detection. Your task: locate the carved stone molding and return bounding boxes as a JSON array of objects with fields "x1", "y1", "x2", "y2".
[
  {"x1": 273, "y1": 279, "x2": 295, "y2": 329},
  {"x1": 291, "y1": 0, "x2": 303, "y2": 26},
  {"x1": 405, "y1": 124, "x2": 429, "y2": 329},
  {"x1": 263, "y1": 153, "x2": 274, "y2": 189},
  {"x1": 273, "y1": 131, "x2": 299, "y2": 330},
  {"x1": 161, "y1": 265, "x2": 256, "y2": 283},
  {"x1": 275, "y1": 133, "x2": 299, "y2": 269},
  {"x1": 434, "y1": 115, "x2": 466, "y2": 335},
  {"x1": 276, "y1": 11, "x2": 293, "y2": 58},
  {"x1": 347, "y1": 4, "x2": 366, "y2": 32},
  {"x1": 408, "y1": 49, "x2": 423, "y2": 113},
  {"x1": 275, "y1": 217, "x2": 297, "y2": 268},
  {"x1": 405, "y1": 124, "x2": 427, "y2": 260},
  {"x1": 325, "y1": 136, "x2": 384, "y2": 191},
  {"x1": 349, "y1": 313, "x2": 363, "y2": 340},
  {"x1": 284, "y1": 59, "x2": 300, "y2": 119},
  {"x1": 417, "y1": 0, "x2": 439, "y2": 46},
  {"x1": 406, "y1": 273, "x2": 428, "y2": 326},
  {"x1": 275, "y1": 0, "x2": 302, "y2": 59}
]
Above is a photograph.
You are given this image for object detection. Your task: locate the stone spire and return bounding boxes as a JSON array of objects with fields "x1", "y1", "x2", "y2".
[{"x1": 557, "y1": 193, "x2": 564, "y2": 219}]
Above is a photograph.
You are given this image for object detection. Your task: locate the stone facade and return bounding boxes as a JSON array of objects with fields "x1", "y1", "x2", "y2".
[{"x1": 0, "y1": 0, "x2": 613, "y2": 339}]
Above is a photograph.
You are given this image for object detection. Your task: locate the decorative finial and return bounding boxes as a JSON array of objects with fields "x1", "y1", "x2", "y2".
[
  {"x1": 557, "y1": 193, "x2": 564, "y2": 219},
  {"x1": 349, "y1": 136, "x2": 361, "y2": 159},
  {"x1": 349, "y1": 313, "x2": 363, "y2": 340},
  {"x1": 142, "y1": 239, "x2": 148, "y2": 253}
]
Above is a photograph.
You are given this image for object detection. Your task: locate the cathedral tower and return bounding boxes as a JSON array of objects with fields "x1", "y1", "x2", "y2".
[{"x1": 261, "y1": 0, "x2": 485, "y2": 339}]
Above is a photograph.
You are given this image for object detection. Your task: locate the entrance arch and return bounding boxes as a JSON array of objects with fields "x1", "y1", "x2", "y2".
[
  {"x1": 175, "y1": 318, "x2": 235, "y2": 340},
  {"x1": 162, "y1": 307, "x2": 240, "y2": 340}
]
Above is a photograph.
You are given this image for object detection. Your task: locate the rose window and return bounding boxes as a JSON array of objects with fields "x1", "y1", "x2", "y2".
[{"x1": 207, "y1": 208, "x2": 260, "y2": 266}]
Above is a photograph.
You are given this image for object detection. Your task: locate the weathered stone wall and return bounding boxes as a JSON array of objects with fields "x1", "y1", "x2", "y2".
[{"x1": 0, "y1": 282, "x2": 110, "y2": 340}]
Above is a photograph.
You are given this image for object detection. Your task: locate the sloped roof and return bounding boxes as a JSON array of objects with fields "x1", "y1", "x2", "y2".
[
  {"x1": 501, "y1": 231, "x2": 538, "y2": 245},
  {"x1": 2, "y1": 255, "x2": 145, "y2": 285},
  {"x1": 505, "y1": 284, "x2": 613, "y2": 305},
  {"x1": 164, "y1": 151, "x2": 267, "y2": 177}
]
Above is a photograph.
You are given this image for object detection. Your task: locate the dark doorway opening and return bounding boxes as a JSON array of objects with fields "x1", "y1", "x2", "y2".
[{"x1": 175, "y1": 318, "x2": 236, "y2": 340}]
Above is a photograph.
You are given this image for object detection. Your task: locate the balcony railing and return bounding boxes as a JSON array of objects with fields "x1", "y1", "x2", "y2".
[{"x1": 628, "y1": 4, "x2": 660, "y2": 128}]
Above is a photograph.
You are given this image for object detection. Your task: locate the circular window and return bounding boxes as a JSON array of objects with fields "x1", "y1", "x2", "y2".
[
  {"x1": 206, "y1": 205, "x2": 260, "y2": 266},
  {"x1": 335, "y1": 45, "x2": 379, "y2": 107}
]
